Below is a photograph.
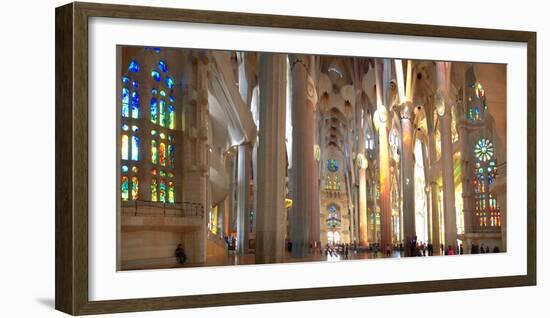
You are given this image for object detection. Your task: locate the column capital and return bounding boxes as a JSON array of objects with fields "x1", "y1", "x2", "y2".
[{"x1": 398, "y1": 102, "x2": 414, "y2": 120}]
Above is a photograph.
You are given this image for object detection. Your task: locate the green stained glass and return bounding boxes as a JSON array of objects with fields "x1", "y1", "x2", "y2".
[
  {"x1": 327, "y1": 159, "x2": 339, "y2": 172},
  {"x1": 168, "y1": 104, "x2": 175, "y2": 129},
  {"x1": 168, "y1": 182, "x2": 175, "y2": 203},
  {"x1": 151, "y1": 179, "x2": 158, "y2": 202},
  {"x1": 160, "y1": 99, "x2": 166, "y2": 127},
  {"x1": 159, "y1": 179, "x2": 166, "y2": 203},
  {"x1": 121, "y1": 176, "x2": 129, "y2": 200},
  {"x1": 151, "y1": 140, "x2": 158, "y2": 164}
]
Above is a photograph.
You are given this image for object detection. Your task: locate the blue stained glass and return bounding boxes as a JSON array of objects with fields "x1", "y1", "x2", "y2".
[
  {"x1": 151, "y1": 88, "x2": 158, "y2": 95},
  {"x1": 165, "y1": 76, "x2": 174, "y2": 89},
  {"x1": 129, "y1": 60, "x2": 140, "y2": 73},
  {"x1": 169, "y1": 144, "x2": 175, "y2": 168},
  {"x1": 122, "y1": 124, "x2": 128, "y2": 131},
  {"x1": 151, "y1": 70, "x2": 161, "y2": 82},
  {"x1": 153, "y1": 47, "x2": 161, "y2": 53},
  {"x1": 150, "y1": 97, "x2": 158, "y2": 124},
  {"x1": 122, "y1": 76, "x2": 130, "y2": 84},
  {"x1": 121, "y1": 165, "x2": 129, "y2": 173},
  {"x1": 327, "y1": 159, "x2": 339, "y2": 172},
  {"x1": 160, "y1": 90, "x2": 166, "y2": 97},
  {"x1": 169, "y1": 96, "x2": 175, "y2": 103},
  {"x1": 131, "y1": 136, "x2": 139, "y2": 161},
  {"x1": 160, "y1": 99, "x2": 166, "y2": 127},
  {"x1": 131, "y1": 91, "x2": 139, "y2": 118},
  {"x1": 159, "y1": 60, "x2": 168, "y2": 72},
  {"x1": 132, "y1": 81, "x2": 139, "y2": 88},
  {"x1": 122, "y1": 88, "x2": 130, "y2": 117}
]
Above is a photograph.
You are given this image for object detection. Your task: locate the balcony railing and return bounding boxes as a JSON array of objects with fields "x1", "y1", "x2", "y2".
[
  {"x1": 121, "y1": 200, "x2": 204, "y2": 218},
  {"x1": 464, "y1": 225, "x2": 502, "y2": 234}
]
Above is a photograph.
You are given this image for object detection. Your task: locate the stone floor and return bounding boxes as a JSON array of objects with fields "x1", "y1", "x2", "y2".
[{"x1": 164, "y1": 249, "x2": 412, "y2": 269}]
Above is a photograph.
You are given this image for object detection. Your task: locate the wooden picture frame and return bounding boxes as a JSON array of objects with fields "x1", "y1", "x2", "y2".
[{"x1": 55, "y1": 1, "x2": 536, "y2": 315}]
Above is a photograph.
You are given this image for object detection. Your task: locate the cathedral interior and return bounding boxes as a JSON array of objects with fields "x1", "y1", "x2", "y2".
[{"x1": 117, "y1": 46, "x2": 506, "y2": 270}]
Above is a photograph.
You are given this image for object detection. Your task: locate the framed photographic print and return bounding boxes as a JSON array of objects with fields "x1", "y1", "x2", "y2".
[{"x1": 55, "y1": 1, "x2": 537, "y2": 315}]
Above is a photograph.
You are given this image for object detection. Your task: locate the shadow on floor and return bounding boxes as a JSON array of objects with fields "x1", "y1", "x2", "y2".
[{"x1": 36, "y1": 297, "x2": 55, "y2": 309}]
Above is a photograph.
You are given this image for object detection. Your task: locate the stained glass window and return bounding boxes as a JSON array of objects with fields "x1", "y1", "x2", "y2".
[
  {"x1": 169, "y1": 144, "x2": 175, "y2": 169},
  {"x1": 150, "y1": 97, "x2": 158, "y2": 124},
  {"x1": 472, "y1": 137, "x2": 499, "y2": 228},
  {"x1": 121, "y1": 135, "x2": 129, "y2": 160},
  {"x1": 159, "y1": 142, "x2": 166, "y2": 166},
  {"x1": 128, "y1": 60, "x2": 140, "y2": 73},
  {"x1": 159, "y1": 179, "x2": 166, "y2": 203},
  {"x1": 151, "y1": 70, "x2": 161, "y2": 82},
  {"x1": 465, "y1": 75, "x2": 487, "y2": 121},
  {"x1": 326, "y1": 204, "x2": 341, "y2": 228},
  {"x1": 121, "y1": 176, "x2": 129, "y2": 200},
  {"x1": 131, "y1": 176, "x2": 139, "y2": 200},
  {"x1": 151, "y1": 140, "x2": 158, "y2": 164},
  {"x1": 158, "y1": 60, "x2": 168, "y2": 72},
  {"x1": 160, "y1": 99, "x2": 166, "y2": 127},
  {"x1": 121, "y1": 88, "x2": 130, "y2": 117},
  {"x1": 131, "y1": 91, "x2": 140, "y2": 118},
  {"x1": 168, "y1": 181, "x2": 175, "y2": 203},
  {"x1": 165, "y1": 76, "x2": 174, "y2": 89},
  {"x1": 131, "y1": 135, "x2": 139, "y2": 161},
  {"x1": 168, "y1": 104, "x2": 175, "y2": 129},
  {"x1": 327, "y1": 159, "x2": 339, "y2": 172},
  {"x1": 151, "y1": 179, "x2": 158, "y2": 202},
  {"x1": 121, "y1": 52, "x2": 177, "y2": 205},
  {"x1": 474, "y1": 138, "x2": 494, "y2": 162}
]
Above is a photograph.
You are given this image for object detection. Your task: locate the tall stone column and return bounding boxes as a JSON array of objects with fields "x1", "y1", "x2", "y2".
[
  {"x1": 255, "y1": 53, "x2": 287, "y2": 264},
  {"x1": 358, "y1": 167, "x2": 368, "y2": 245},
  {"x1": 355, "y1": 78, "x2": 368, "y2": 246},
  {"x1": 289, "y1": 54, "x2": 316, "y2": 258},
  {"x1": 422, "y1": 141, "x2": 432, "y2": 245},
  {"x1": 180, "y1": 51, "x2": 210, "y2": 263},
  {"x1": 374, "y1": 59, "x2": 393, "y2": 252},
  {"x1": 430, "y1": 181, "x2": 441, "y2": 255},
  {"x1": 236, "y1": 143, "x2": 252, "y2": 254},
  {"x1": 400, "y1": 104, "x2": 416, "y2": 255},
  {"x1": 436, "y1": 63, "x2": 458, "y2": 251},
  {"x1": 310, "y1": 115, "x2": 321, "y2": 246}
]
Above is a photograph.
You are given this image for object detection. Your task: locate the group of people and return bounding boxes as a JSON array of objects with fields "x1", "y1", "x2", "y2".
[
  {"x1": 471, "y1": 243, "x2": 500, "y2": 254},
  {"x1": 224, "y1": 235, "x2": 237, "y2": 251},
  {"x1": 324, "y1": 243, "x2": 355, "y2": 259}
]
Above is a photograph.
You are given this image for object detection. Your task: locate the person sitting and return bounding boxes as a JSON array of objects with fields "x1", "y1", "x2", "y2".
[{"x1": 175, "y1": 244, "x2": 187, "y2": 265}]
